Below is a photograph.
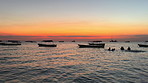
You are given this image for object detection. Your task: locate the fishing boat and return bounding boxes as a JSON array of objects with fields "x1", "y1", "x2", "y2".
[
  {"x1": 92, "y1": 41, "x2": 102, "y2": 42},
  {"x1": 125, "y1": 41, "x2": 130, "y2": 43},
  {"x1": 124, "y1": 50, "x2": 146, "y2": 52},
  {"x1": 38, "y1": 43, "x2": 57, "y2": 47},
  {"x1": 72, "y1": 40, "x2": 75, "y2": 42},
  {"x1": 88, "y1": 40, "x2": 102, "y2": 42},
  {"x1": 25, "y1": 41, "x2": 36, "y2": 43},
  {"x1": 0, "y1": 42, "x2": 21, "y2": 45},
  {"x1": 138, "y1": 44, "x2": 148, "y2": 47},
  {"x1": 110, "y1": 40, "x2": 117, "y2": 42},
  {"x1": 7, "y1": 40, "x2": 21, "y2": 43},
  {"x1": 42, "y1": 40, "x2": 53, "y2": 42},
  {"x1": 78, "y1": 44, "x2": 105, "y2": 48},
  {"x1": 59, "y1": 41, "x2": 64, "y2": 42}
]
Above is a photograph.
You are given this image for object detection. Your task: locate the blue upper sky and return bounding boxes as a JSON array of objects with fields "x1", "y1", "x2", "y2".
[{"x1": 0, "y1": 0, "x2": 148, "y2": 23}]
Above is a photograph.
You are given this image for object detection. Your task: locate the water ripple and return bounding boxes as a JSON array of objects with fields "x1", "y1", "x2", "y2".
[{"x1": 0, "y1": 42, "x2": 148, "y2": 83}]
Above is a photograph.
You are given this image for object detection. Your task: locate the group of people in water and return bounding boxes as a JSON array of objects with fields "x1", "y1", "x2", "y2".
[
  {"x1": 108, "y1": 46, "x2": 131, "y2": 51},
  {"x1": 108, "y1": 47, "x2": 115, "y2": 51},
  {"x1": 120, "y1": 46, "x2": 131, "y2": 51}
]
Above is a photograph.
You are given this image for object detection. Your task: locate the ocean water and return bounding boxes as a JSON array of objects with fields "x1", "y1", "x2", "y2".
[{"x1": 0, "y1": 42, "x2": 148, "y2": 83}]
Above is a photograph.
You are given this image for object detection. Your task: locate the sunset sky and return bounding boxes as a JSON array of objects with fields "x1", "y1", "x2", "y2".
[{"x1": 0, "y1": 0, "x2": 148, "y2": 41}]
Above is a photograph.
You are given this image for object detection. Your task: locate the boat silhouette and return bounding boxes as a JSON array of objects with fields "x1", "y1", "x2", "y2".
[
  {"x1": 138, "y1": 44, "x2": 148, "y2": 47},
  {"x1": 0, "y1": 42, "x2": 21, "y2": 45},
  {"x1": 42, "y1": 40, "x2": 53, "y2": 42},
  {"x1": 38, "y1": 43, "x2": 57, "y2": 47},
  {"x1": 110, "y1": 40, "x2": 117, "y2": 42},
  {"x1": 78, "y1": 44, "x2": 105, "y2": 48}
]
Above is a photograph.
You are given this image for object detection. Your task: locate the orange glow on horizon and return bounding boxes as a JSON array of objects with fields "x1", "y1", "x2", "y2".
[{"x1": 0, "y1": 21, "x2": 148, "y2": 39}]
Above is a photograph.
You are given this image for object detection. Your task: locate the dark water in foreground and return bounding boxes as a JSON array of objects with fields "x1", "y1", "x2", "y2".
[{"x1": 0, "y1": 42, "x2": 148, "y2": 83}]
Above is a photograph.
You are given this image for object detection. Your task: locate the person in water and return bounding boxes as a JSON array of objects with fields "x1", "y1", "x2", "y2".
[
  {"x1": 108, "y1": 47, "x2": 111, "y2": 51},
  {"x1": 120, "y1": 47, "x2": 124, "y2": 50},
  {"x1": 127, "y1": 47, "x2": 131, "y2": 51},
  {"x1": 108, "y1": 47, "x2": 115, "y2": 51},
  {"x1": 111, "y1": 48, "x2": 115, "y2": 51}
]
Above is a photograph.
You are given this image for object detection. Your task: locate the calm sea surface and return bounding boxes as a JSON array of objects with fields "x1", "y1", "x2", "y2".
[{"x1": 0, "y1": 42, "x2": 148, "y2": 83}]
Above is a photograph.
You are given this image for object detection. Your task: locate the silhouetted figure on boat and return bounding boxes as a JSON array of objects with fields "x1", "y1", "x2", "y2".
[
  {"x1": 127, "y1": 47, "x2": 131, "y2": 51},
  {"x1": 120, "y1": 47, "x2": 124, "y2": 50}
]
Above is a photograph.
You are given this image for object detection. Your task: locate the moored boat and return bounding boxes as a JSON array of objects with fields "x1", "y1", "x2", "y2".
[
  {"x1": 7, "y1": 40, "x2": 21, "y2": 43},
  {"x1": 125, "y1": 41, "x2": 130, "y2": 43},
  {"x1": 124, "y1": 50, "x2": 146, "y2": 52},
  {"x1": 78, "y1": 44, "x2": 105, "y2": 48},
  {"x1": 72, "y1": 40, "x2": 75, "y2": 42},
  {"x1": 59, "y1": 41, "x2": 64, "y2": 42},
  {"x1": 0, "y1": 42, "x2": 21, "y2": 45},
  {"x1": 92, "y1": 41, "x2": 102, "y2": 42},
  {"x1": 138, "y1": 44, "x2": 148, "y2": 47},
  {"x1": 38, "y1": 43, "x2": 57, "y2": 47},
  {"x1": 25, "y1": 41, "x2": 36, "y2": 43},
  {"x1": 42, "y1": 40, "x2": 53, "y2": 42},
  {"x1": 110, "y1": 40, "x2": 117, "y2": 42}
]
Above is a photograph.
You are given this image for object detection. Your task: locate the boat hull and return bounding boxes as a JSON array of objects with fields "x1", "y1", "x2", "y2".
[
  {"x1": 78, "y1": 44, "x2": 105, "y2": 48},
  {"x1": 38, "y1": 44, "x2": 57, "y2": 47},
  {"x1": 138, "y1": 44, "x2": 148, "y2": 47},
  {"x1": 124, "y1": 50, "x2": 146, "y2": 52}
]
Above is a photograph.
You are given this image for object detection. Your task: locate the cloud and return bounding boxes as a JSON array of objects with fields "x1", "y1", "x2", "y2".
[
  {"x1": 48, "y1": 35, "x2": 100, "y2": 37},
  {"x1": 0, "y1": 36, "x2": 42, "y2": 38},
  {"x1": 134, "y1": 35, "x2": 148, "y2": 38}
]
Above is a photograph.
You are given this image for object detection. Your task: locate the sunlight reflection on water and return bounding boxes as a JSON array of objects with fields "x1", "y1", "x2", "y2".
[{"x1": 0, "y1": 42, "x2": 148, "y2": 83}]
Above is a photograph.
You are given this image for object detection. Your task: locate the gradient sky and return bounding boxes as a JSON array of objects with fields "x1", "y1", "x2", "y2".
[{"x1": 0, "y1": 0, "x2": 148, "y2": 41}]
